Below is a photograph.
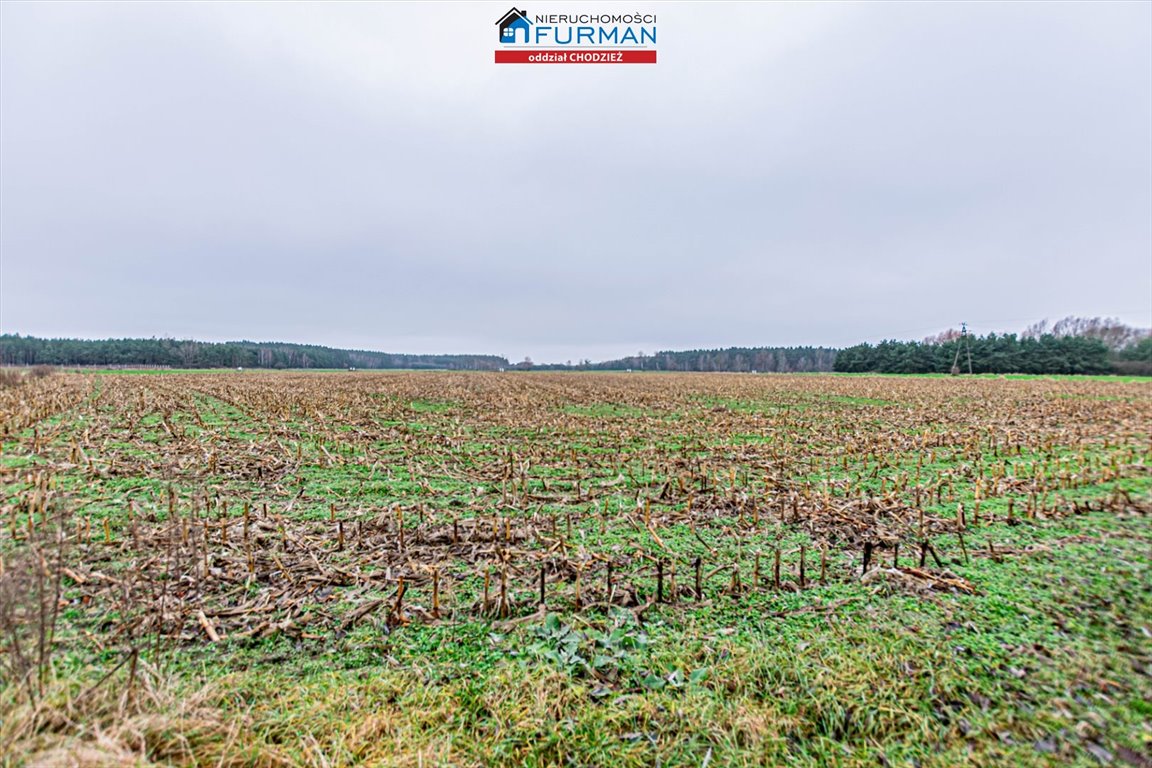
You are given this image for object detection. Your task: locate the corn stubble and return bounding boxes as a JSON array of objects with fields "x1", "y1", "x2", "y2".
[{"x1": 0, "y1": 370, "x2": 1149, "y2": 763}]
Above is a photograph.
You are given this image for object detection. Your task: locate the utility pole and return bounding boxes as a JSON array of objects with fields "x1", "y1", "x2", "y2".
[{"x1": 964, "y1": 322, "x2": 973, "y2": 374}]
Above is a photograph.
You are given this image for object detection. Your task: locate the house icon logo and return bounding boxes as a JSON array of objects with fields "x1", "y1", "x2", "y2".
[
  {"x1": 496, "y1": 8, "x2": 531, "y2": 44},
  {"x1": 492, "y1": 7, "x2": 658, "y2": 64}
]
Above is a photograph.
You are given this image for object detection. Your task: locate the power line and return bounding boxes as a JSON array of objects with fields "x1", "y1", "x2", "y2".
[{"x1": 951, "y1": 321, "x2": 973, "y2": 375}]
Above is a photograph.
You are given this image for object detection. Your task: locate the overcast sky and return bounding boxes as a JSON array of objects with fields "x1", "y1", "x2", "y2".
[{"x1": 2, "y1": 1, "x2": 1150, "y2": 363}]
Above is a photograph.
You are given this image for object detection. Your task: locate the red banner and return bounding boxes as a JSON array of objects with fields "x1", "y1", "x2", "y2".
[{"x1": 495, "y1": 50, "x2": 657, "y2": 64}]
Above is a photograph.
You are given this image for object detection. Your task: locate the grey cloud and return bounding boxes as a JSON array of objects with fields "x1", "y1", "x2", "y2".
[{"x1": 2, "y1": 1, "x2": 1149, "y2": 362}]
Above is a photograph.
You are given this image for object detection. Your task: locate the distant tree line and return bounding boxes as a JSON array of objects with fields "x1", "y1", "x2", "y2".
[
  {"x1": 0, "y1": 335, "x2": 508, "y2": 371},
  {"x1": 588, "y1": 347, "x2": 838, "y2": 373},
  {"x1": 834, "y1": 316, "x2": 1152, "y2": 375},
  {"x1": 3, "y1": 315, "x2": 1147, "y2": 375}
]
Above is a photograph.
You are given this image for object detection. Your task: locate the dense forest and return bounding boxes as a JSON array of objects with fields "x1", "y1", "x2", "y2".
[
  {"x1": 0, "y1": 336, "x2": 508, "y2": 371},
  {"x1": 833, "y1": 335, "x2": 1114, "y2": 374},
  {"x1": 834, "y1": 317, "x2": 1152, "y2": 375}
]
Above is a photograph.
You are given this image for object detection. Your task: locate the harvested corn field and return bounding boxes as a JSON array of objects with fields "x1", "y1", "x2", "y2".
[{"x1": 2, "y1": 371, "x2": 1150, "y2": 767}]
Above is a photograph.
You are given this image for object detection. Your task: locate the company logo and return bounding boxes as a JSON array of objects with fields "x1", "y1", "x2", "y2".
[
  {"x1": 493, "y1": 7, "x2": 658, "y2": 65},
  {"x1": 497, "y1": 7, "x2": 532, "y2": 44}
]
